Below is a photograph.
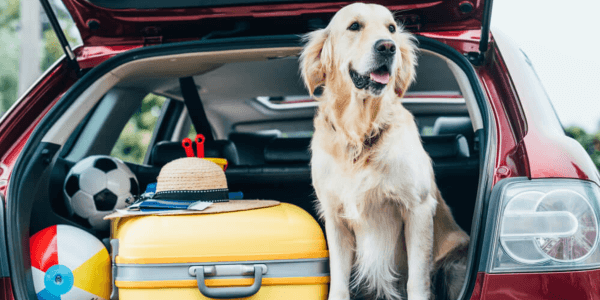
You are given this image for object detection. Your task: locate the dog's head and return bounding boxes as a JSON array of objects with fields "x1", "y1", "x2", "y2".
[{"x1": 300, "y1": 3, "x2": 417, "y2": 98}]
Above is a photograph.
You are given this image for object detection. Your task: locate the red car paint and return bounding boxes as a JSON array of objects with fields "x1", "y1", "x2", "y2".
[
  {"x1": 77, "y1": 45, "x2": 143, "y2": 69},
  {"x1": 1, "y1": 2, "x2": 598, "y2": 298},
  {"x1": 0, "y1": 278, "x2": 13, "y2": 300},
  {"x1": 61, "y1": 0, "x2": 486, "y2": 46},
  {"x1": 472, "y1": 270, "x2": 600, "y2": 300},
  {"x1": 420, "y1": 30, "x2": 483, "y2": 54},
  {"x1": 478, "y1": 40, "x2": 530, "y2": 184},
  {"x1": 0, "y1": 64, "x2": 75, "y2": 198}
]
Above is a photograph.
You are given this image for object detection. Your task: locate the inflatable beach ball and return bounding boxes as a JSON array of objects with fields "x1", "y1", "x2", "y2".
[{"x1": 30, "y1": 225, "x2": 111, "y2": 300}]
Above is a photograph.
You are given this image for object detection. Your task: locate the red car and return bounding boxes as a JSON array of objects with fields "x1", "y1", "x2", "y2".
[{"x1": 1, "y1": 0, "x2": 599, "y2": 299}]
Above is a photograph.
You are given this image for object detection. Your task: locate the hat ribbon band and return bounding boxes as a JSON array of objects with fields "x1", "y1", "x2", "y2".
[{"x1": 153, "y1": 189, "x2": 229, "y2": 201}]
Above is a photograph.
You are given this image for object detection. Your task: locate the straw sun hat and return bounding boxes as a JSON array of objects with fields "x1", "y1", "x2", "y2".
[
  {"x1": 154, "y1": 157, "x2": 229, "y2": 201},
  {"x1": 104, "y1": 156, "x2": 280, "y2": 219}
]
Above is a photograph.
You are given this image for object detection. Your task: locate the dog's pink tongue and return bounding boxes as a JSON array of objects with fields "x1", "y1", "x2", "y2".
[{"x1": 370, "y1": 72, "x2": 390, "y2": 84}]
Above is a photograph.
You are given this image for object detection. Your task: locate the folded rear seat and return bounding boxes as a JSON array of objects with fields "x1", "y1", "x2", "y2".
[
  {"x1": 260, "y1": 135, "x2": 470, "y2": 163},
  {"x1": 149, "y1": 140, "x2": 240, "y2": 167},
  {"x1": 226, "y1": 137, "x2": 312, "y2": 185},
  {"x1": 226, "y1": 136, "x2": 314, "y2": 224},
  {"x1": 226, "y1": 134, "x2": 473, "y2": 184},
  {"x1": 148, "y1": 132, "x2": 474, "y2": 178},
  {"x1": 228, "y1": 132, "x2": 280, "y2": 165},
  {"x1": 229, "y1": 134, "x2": 477, "y2": 228},
  {"x1": 263, "y1": 137, "x2": 311, "y2": 164}
]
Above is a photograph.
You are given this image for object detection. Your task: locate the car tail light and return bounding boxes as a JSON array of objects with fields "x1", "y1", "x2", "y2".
[{"x1": 488, "y1": 179, "x2": 600, "y2": 273}]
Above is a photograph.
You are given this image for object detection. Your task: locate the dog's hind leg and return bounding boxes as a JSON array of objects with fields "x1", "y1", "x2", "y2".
[
  {"x1": 404, "y1": 194, "x2": 437, "y2": 300},
  {"x1": 432, "y1": 239, "x2": 469, "y2": 300},
  {"x1": 352, "y1": 203, "x2": 402, "y2": 300}
]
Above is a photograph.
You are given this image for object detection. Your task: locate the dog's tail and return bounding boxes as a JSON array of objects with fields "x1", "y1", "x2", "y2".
[{"x1": 432, "y1": 240, "x2": 469, "y2": 300}]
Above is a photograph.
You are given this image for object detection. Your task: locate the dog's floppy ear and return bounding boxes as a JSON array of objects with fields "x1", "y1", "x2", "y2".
[
  {"x1": 394, "y1": 29, "x2": 418, "y2": 98},
  {"x1": 300, "y1": 28, "x2": 332, "y2": 97}
]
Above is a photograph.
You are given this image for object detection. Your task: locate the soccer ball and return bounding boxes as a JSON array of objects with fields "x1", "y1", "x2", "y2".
[{"x1": 64, "y1": 156, "x2": 139, "y2": 231}]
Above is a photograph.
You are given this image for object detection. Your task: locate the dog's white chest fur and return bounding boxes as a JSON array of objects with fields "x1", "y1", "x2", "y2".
[{"x1": 311, "y1": 122, "x2": 434, "y2": 219}]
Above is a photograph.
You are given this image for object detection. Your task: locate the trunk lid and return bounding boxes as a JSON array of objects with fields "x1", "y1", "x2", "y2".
[{"x1": 58, "y1": 0, "x2": 492, "y2": 47}]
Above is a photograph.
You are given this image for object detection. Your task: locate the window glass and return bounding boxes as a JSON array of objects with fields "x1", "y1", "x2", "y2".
[
  {"x1": 111, "y1": 93, "x2": 166, "y2": 164},
  {"x1": 187, "y1": 125, "x2": 197, "y2": 140}
]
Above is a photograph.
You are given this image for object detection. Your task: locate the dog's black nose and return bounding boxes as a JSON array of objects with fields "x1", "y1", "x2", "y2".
[{"x1": 374, "y1": 39, "x2": 396, "y2": 56}]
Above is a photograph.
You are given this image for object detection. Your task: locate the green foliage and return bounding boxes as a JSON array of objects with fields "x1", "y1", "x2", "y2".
[
  {"x1": 0, "y1": 0, "x2": 20, "y2": 115},
  {"x1": 111, "y1": 94, "x2": 166, "y2": 164},
  {"x1": 565, "y1": 126, "x2": 600, "y2": 169},
  {"x1": 0, "y1": 30, "x2": 19, "y2": 115},
  {"x1": 188, "y1": 125, "x2": 197, "y2": 140},
  {"x1": 0, "y1": 0, "x2": 19, "y2": 29},
  {"x1": 0, "y1": 0, "x2": 81, "y2": 116},
  {"x1": 41, "y1": 26, "x2": 77, "y2": 71}
]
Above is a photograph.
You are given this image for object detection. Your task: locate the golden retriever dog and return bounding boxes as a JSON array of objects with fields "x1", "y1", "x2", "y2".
[{"x1": 300, "y1": 3, "x2": 470, "y2": 300}]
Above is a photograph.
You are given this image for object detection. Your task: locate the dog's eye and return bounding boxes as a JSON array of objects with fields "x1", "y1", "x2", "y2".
[
  {"x1": 348, "y1": 22, "x2": 360, "y2": 31},
  {"x1": 389, "y1": 24, "x2": 396, "y2": 33}
]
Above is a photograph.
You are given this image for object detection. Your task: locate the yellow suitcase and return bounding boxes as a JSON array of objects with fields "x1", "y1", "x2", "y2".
[{"x1": 110, "y1": 203, "x2": 329, "y2": 299}]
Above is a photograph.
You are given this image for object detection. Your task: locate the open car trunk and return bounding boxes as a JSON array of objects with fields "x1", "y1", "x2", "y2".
[{"x1": 6, "y1": 35, "x2": 491, "y2": 300}]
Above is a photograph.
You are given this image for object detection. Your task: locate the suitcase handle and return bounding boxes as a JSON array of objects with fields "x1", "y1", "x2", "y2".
[{"x1": 190, "y1": 265, "x2": 264, "y2": 299}]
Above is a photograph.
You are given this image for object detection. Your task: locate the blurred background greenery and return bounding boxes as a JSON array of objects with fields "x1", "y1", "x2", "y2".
[
  {"x1": 0, "y1": 0, "x2": 78, "y2": 114},
  {"x1": 565, "y1": 126, "x2": 600, "y2": 169},
  {"x1": 0, "y1": 0, "x2": 166, "y2": 165},
  {"x1": 0, "y1": 0, "x2": 20, "y2": 114},
  {"x1": 110, "y1": 94, "x2": 167, "y2": 164}
]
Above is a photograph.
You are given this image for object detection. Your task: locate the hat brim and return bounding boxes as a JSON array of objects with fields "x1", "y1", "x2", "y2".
[{"x1": 104, "y1": 200, "x2": 280, "y2": 219}]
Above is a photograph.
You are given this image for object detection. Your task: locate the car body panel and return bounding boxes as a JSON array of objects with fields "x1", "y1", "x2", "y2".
[
  {"x1": 420, "y1": 30, "x2": 533, "y2": 185},
  {"x1": 0, "y1": 61, "x2": 76, "y2": 198},
  {"x1": 420, "y1": 30, "x2": 483, "y2": 54},
  {"x1": 492, "y1": 29, "x2": 600, "y2": 184},
  {"x1": 0, "y1": 277, "x2": 13, "y2": 300},
  {"x1": 60, "y1": 0, "x2": 488, "y2": 46},
  {"x1": 470, "y1": 270, "x2": 600, "y2": 300},
  {"x1": 476, "y1": 37, "x2": 529, "y2": 184},
  {"x1": 2, "y1": 4, "x2": 600, "y2": 298},
  {"x1": 77, "y1": 45, "x2": 143, "y2": 69}
]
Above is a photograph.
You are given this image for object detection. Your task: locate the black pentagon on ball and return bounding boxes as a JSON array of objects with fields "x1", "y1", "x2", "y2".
[
  {"x1": 65, "y1": 174, "x2": 80, "y2": 197},
  {"x1": 130, "y1": 178, "x2": 139, "y2": 195},
  {"x1": 94, "y1": 188, "x2": 118, "y2": 211},
  {"x1": 94, "y1": 157, "x2": 117, "y2": 173}
]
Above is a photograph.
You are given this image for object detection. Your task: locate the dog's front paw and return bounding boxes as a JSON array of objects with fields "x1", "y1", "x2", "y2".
[
  {"x1": 406, "y1": 289, "x2": 430, "y2": 300},
  {"x1": 328, "y1": 289, "x2": 351, "y2": 300}
]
